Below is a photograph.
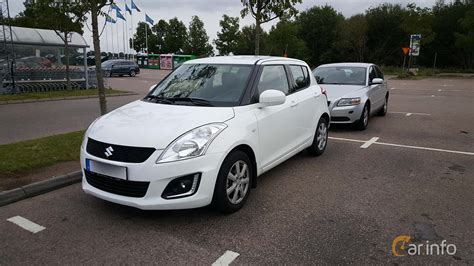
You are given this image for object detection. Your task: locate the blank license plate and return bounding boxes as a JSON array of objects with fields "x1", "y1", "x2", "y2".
[{"x1": 86, "y1": 159, "x2": 127, "y2": 180}]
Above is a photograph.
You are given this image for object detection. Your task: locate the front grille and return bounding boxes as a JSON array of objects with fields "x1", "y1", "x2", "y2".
[
  {"x1": 331, "y1": 116, "x2": 351, "y2": 122},
  {"x1": 86, "y1": 138, "x2": 156, "y2": 163},
  {"x1": 85, "y1": 170, "x2": 149, "y2": 198}
]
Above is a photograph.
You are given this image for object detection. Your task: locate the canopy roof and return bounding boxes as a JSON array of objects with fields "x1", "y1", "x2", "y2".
[{"x1": 2, "y1": 26, "x2": 88, "y2": 48}]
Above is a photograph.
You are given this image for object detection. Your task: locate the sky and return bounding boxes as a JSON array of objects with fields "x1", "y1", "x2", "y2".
[{"x1": 8, "y1": 0, "x2": 437, "y2": 54}]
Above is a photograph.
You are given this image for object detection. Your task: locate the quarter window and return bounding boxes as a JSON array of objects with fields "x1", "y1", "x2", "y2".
[
  {"x1": 257, "y1": 65, "x2": 289, "y2": 95},
  {"x1": 290, "y1": 65, "x2": 310, "y2": 91}
]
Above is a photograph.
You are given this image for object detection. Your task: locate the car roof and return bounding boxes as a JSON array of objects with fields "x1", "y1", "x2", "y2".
[
  {"x1": 184, "y1": 56, "x2": 308, "y2": 65},
  {"x1": 316, "y1": 62, "x2": 373, "y2": 68}
]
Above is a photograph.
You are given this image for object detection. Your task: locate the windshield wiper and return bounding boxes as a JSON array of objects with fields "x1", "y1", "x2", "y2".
[
  {"x1": 144, "y1": 95, "x2": 175, "y2": 104},
  {"x1": 169, "y1": 97, "x2": 214, "y2": 107}
]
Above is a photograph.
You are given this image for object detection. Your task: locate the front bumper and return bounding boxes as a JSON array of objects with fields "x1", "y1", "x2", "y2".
[
  {"x1": 80, "y1": 146, "x2": 225, "y2": 210},
  {"x1": 328, "y1": 101, "x2": 365, "y2": 124}
]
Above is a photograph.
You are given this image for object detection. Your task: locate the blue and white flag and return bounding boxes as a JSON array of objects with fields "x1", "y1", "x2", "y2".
[
  {"x1": 131, "y1": 0, "x2": 141, "y2": 12},
  {"x1": 145, "y1": 14, "x2": 154, "y2": 25},
  {"x1": 111, "y1": 3, "x2": 121, "y2": 11},
  {"x1": 105, "y1": 14, "x2": 116, "y2": 23},
  {"x1": 116, "y1": 9, "x2": 126, "y2": 21},
  {"x1": 125, "y1": 3, "x2": 132, "y2": 15}
]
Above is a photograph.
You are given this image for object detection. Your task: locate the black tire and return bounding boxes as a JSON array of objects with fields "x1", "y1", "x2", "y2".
[
  {"x1": 212, "y1": 150, "x2": 253, "y2": 213},
  {"x1": 377, "y1": 95, "x2": 388, "y2": 116},
  {"x1": 129, "y1": 70, "x2": 136, "y2": 77},
  {"x1": 355, "y1": 104, "x2": 370, "y2": 130},
  {"x1": 307, "y1": 116, "x2": 328, "y2": 156}
]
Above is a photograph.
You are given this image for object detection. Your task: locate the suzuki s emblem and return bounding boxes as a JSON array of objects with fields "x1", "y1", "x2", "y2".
[{"x1": 104, "y1": 146, "x2": 114, "y2": 157}]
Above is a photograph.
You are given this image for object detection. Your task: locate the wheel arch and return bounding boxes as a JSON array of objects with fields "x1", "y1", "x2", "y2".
[{"x1": 228, "y1": 144, "x2": 258, "y2": 188}]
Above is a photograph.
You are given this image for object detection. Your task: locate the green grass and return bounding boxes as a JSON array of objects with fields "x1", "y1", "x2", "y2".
[
  {"x1": 0, "y1": 131, "x2": 84, "y2": 175},
  {"x1": 0, "y1": 88, "x2": 126, "y2": 102}
]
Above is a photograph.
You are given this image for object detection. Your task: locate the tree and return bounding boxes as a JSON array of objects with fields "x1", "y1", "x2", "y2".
[
  {"x1": 84, "y1": 0, "x2": 112, "y2": 115},
  {"x1": 184, "y1": 16, "x2": 213, "y2": 56},
  {"x1": 365, "y1": 4, "x2": 407, "y2": 66},
  {"x1": 266, "y1": 19, "x2": 308, "y2": 60},
  {"x1": 296, "y1": 5, "x2": 344, "y2": 66},
  {"x1": 240, "y1": 0, "x2": 301, "y2": 55},
  {"x1": 133, "y1": 22, "x2": 156, "y2": 53},
  {"x1": 152, "y1": 20, "x2": 169, "y2": 54},
  {"x1": 214, "y1": 15, "x2": 240, "y2": 55},
  {"x1": 235, "y1": 24, "x2": 268, "y2": 55},
  {"x1": 454, "y1": 6, "x2": 474, "y2": 68},
  {"x1": 338, "y1": 14, "x2": 368, "y2": 62},
  {"x1": 11, "y1": 0, "x2": 86, "y2": 91},
  {"x1": 164, "y1": 18, "x2": 188, "y2": 54}
]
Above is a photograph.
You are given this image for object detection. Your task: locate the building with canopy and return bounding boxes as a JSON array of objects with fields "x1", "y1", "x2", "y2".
[{"x1": 0, "y1": 26, "x2": 89, "y2": 94}]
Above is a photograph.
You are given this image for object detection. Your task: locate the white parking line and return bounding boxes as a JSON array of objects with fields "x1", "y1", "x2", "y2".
[
  {"x1": 329, "y1": 137, "x2": 474, "y2": 156},
  {"x1": 390, "y1": 111, "x2": 431, "y2": 116},
  {"x1": 7, "y1": 216, "x2": 45, "y2": 234},
  {"x1": 360, "y1": 137, "x2": 379, "y2": 148},
  {"x1": 212, "y1": 251, "x2": 240, "y2": 266}
]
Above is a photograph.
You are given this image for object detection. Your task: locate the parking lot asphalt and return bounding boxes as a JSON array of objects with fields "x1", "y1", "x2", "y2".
[{"x1": 0, "y1": 72, "x2": 473, "y2": 264}]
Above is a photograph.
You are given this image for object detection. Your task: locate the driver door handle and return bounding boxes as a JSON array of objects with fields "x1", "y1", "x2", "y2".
[{"x1": 290, "y1": 100, "x2": 298, "y2": 107}]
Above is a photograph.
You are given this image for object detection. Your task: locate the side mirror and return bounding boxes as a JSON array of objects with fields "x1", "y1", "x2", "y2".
[
  {"x1": 148, "y1": 84, "x2": 156, "y2": 92},
  {"x1": 259, "y1": 89, "x2": 286, "y2": 106},
  {"x1": 371, "y1": 78, "x2": 383, "y2": 85}
]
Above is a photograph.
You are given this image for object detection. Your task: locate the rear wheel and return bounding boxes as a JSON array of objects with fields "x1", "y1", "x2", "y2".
[
  {"x1": 212, "y1": 151, "x2": 252, "y2": 213},
  {"x1": 355, "y1": 104, "x2": 369, "y2": 130},
  {"x1": 307, "y1": 116, "x2": 328, "y2": 156}
]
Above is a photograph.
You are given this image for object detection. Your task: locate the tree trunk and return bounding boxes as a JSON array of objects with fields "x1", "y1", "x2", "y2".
[
  {"x1": 64, "y1": 32, "x2": 72, "y2": 90},
  {"x1": 255, "y1": 16, "x2": 261, "y2": 55},
  {"x1": 91, "y1": 4, "x2": 107, "y2": 115}
]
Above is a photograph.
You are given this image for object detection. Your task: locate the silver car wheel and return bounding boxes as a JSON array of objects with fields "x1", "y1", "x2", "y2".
[
  {"x1": 317, "y1": 122, "x2": 327, "y2": 150},
  {"x1": 226, "y1": 160, "x2": 250, "y2": 205},
  {"x1": 363, "y1": 107, "x2": 369, "y2": 126}
]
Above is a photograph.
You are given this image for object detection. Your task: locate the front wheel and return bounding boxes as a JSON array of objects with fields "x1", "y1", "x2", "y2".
[
  {"x1": 307, "y1": 116, "x2": 328, "y2": 156},
  {"x1": 355, "y1": 104, "x2": 369, "y2": 130},
  {"x1": 212, "y1": 151, "x2": 253, "y2": 213},
  {"x1": 129, "y1": 70, "x2": 136, "y2": 77},
  {"x1": 377, "y1": 96, "x2": 388, "y2": 116}
]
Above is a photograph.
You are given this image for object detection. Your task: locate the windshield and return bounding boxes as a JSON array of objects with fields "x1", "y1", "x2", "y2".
[
  {"x1": 313, "y1": 66, "x2": 367, "y2": 85},
  {"x1": 147, "y1": 64, "x2": 253, "y2": 107}
]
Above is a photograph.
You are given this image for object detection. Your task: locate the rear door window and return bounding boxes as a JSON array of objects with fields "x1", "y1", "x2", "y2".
[{"x1": 290, "y1": 65, "x2": 310, "y2": 92}]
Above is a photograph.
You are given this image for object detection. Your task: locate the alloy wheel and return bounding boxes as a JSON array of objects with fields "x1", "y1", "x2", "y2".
[
  {"x1": 317, "y1": 122, "x2": 328, "y2": 150},
  {"x1": 226, "y1": 160, "x2": 250, "y2": 205}
]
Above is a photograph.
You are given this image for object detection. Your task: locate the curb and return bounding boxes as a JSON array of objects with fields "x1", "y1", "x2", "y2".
[
  {"x1": 0, "y1": 92, "x2": 137, "y2": 105},
  {"x1": 0, "y1": 170, "x2": 82, "y2": 207}
]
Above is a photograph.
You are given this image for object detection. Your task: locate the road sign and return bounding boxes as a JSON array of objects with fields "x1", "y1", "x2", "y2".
[
  {"x1": 402, "y1": 47, "x2": 410, "y2": 55},
  {"x1": 409, "y1": 34, "x2": 421, "y2": 56}
]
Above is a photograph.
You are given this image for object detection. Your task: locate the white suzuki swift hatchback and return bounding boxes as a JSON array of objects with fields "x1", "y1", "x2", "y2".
[{"x1": 81, "y1": 56, "x2": 330, "y2": 213}]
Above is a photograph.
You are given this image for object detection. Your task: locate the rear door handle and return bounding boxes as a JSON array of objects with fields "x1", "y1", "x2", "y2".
[{"x1": 290, "y1": 100, "x2": 298, "y2": 107}]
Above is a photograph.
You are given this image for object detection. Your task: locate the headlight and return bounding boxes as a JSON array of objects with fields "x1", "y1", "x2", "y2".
[
  {"x1": 81, "y1": 117, "x2": 100, "y2": 149},
  {"x1": 337, "y1": 97, "x2": 361, "y2": 106},
  {"x1": 156, "y1": 123, "x2": 227, "y2": 163}
]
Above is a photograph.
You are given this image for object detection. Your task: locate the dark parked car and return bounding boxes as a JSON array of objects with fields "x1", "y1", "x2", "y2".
[{"x1": 102, "y1": 60, "x2": 140, "y2": 77}]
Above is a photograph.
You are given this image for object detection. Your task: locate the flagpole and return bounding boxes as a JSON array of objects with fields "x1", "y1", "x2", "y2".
[
  {"x1": 110, "y1": 21, "x2": 114, "y2": 58},
  {"x1": 116, "y1": 17, "x2": 119, "y2": 58},
  {"x1": 131, "y1": 11, "x2": 134, "y2": 59},
  {"x1": 122, "y1": 19, "x2": 126, "y2": 59},
  {"x1": 145, "y1": 23, "x2": 148, "y2": 54}
]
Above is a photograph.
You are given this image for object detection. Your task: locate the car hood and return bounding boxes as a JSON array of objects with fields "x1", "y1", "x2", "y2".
[
  {"x1": 320, "y1": 84, "x2": 367, "y2": 101},
  {"x1": 88, "y1": 100, "x2": 235, "y2": 149}
]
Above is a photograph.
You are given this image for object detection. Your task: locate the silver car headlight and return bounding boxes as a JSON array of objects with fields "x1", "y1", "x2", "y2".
[
  {"x1": 337, "y1": 97, "x2": 361, "y2": 106},
  {"x1": 156, "y1": 123, "x2": 227, "y2": 163}
]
